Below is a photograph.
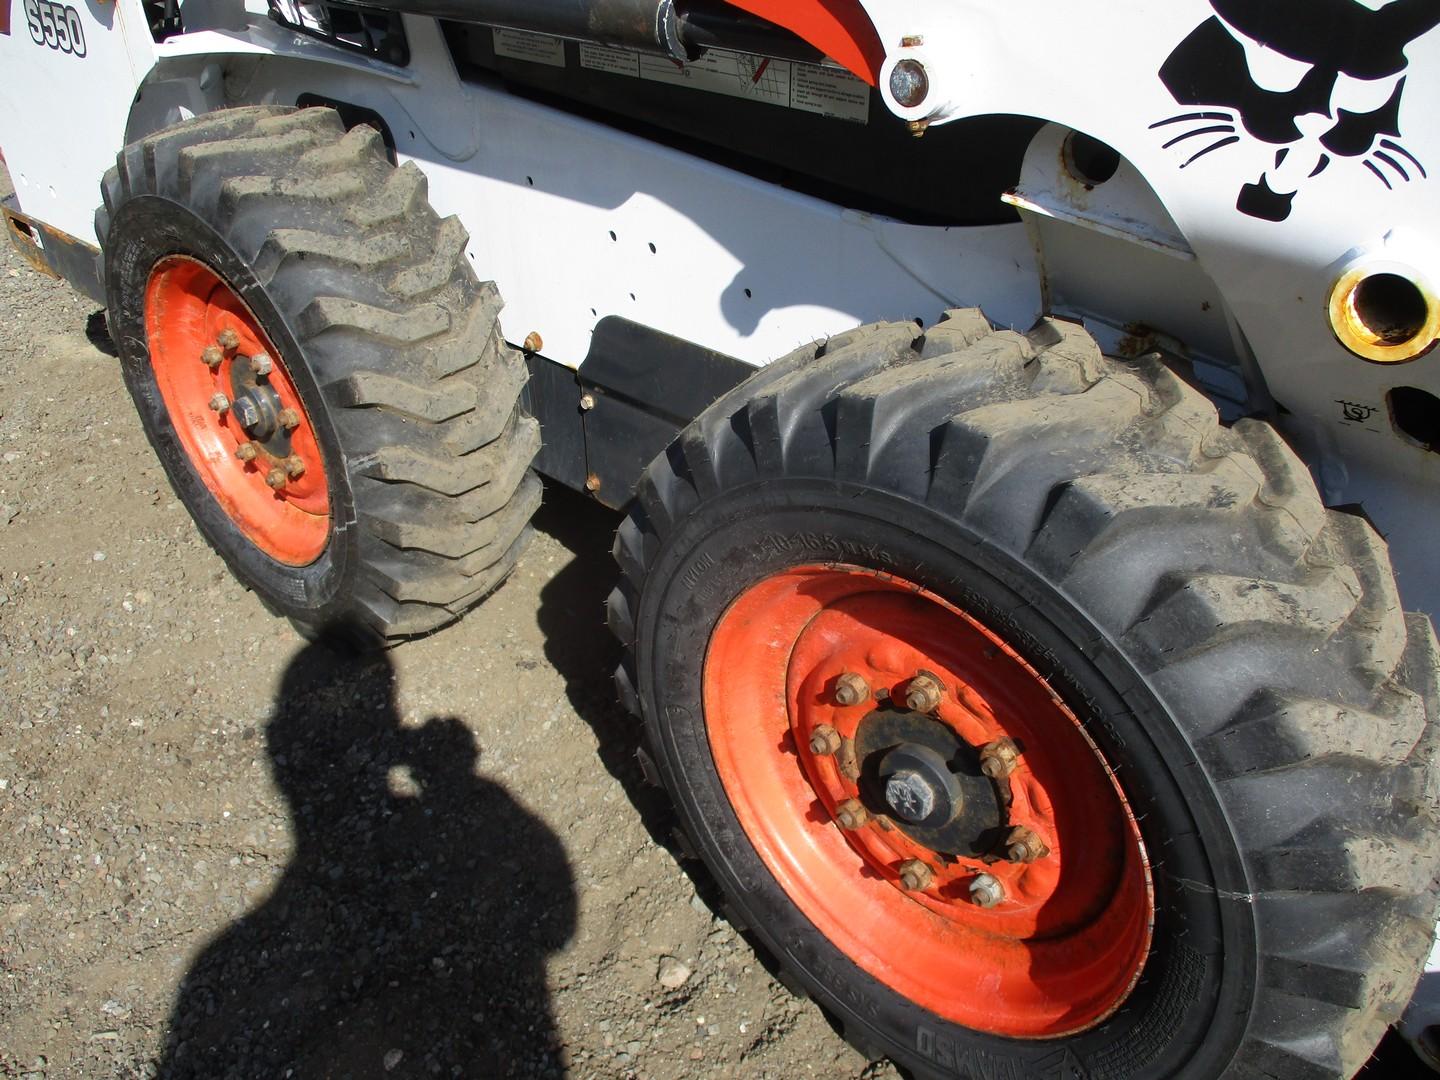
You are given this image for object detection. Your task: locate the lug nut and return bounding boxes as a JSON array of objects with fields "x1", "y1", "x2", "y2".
[
  {"x1": 278, "y1": 408, "x2": 301, "y2": 430},
  {"x1": 1006, "y1": 826, "x2": 1050, "y2": 863},
  {"x1": 201, "y1": 345, "x2": 224, "y2": 369},
  {"x1": 251, "y1": 352, "x2": 273, "y2": 376},
  {"x1": 835, "y1": 798, "x2": 869, "y2": 830},
  {"x1": 969, "y1": 873, "x2": 1005, "y2": 908},
  {"x1": 208, "y1": 393, "x2": 230, "y2": 413},
  {"x1": 833, "y1": 672, "x2": 870, "y2": 707},
  {"x1": 217, "y1": 328, "x2": 240, "y2": 351},
  {"x1": 235, "y1": 442, "x2": 259, "y2": 462},
  {"x1": 979, "y1": 737, "x2": 1021, "y2": 780},
  {"x1": 898, "y1": 859, "x2": 934, "y2": 892},
  {"x1": 265, "y1": 466, "x2": 288, "y2": 490},
  {"x1": 905, "y1": 671, "x2": 944, "y2": 713},
  {"x1": 808, "y1": 724, "x2": 842, "y2": 756},
  {"x1": 284, "y1": 455, "x2": 306, "y2": 479}
]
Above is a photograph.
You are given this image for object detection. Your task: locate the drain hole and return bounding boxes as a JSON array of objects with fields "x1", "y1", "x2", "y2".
[
  {"x1": 1352, "y1": 273, "x2": 1429, "y2": 346},
  {"x1": 1062, "y1": 132, "x2": 1120, "y2": 187},
  {"x1": 1389, "y1": 386, "x2": 1440, "y2": 452}
]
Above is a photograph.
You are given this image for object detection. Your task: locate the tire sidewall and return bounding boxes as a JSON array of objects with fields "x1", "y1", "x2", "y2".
[
  {"x1": 637, "y1": 479, "x2": 1256, "y2": 1079},
  {"x1": 106, "y1": 193, "x2": 361, "y2": 625}
]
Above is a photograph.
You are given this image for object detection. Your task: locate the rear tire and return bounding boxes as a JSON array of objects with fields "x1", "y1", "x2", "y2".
[
  {"x1": 610, "y1": 312, "x2": 1440, "y2": 1078},
  {"x1": 99, "y1": 106, "x2": 539, "y2": 640}
]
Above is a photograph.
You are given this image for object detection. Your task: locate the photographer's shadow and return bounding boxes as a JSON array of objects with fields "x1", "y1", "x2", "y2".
[{"x1": 160, "y1": 636, "x2": 576, "y2": 1079}]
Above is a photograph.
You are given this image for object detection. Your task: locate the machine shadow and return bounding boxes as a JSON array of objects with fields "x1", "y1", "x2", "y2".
[
  {"x1": 159, "y1": 635, "x2": 577, "y2": 1079},
  {"x1": 531, "y1": 483, "x2": 679, "y2": 848}
]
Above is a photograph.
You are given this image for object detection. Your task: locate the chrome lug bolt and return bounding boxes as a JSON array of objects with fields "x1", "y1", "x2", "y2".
[{"x1": 969, "y1": 873, "x2": 1005, "y2": 908}]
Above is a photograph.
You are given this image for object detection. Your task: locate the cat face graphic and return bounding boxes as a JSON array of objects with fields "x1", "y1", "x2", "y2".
[{"x1": 1156, "y1": 0, "x2": 1440, "y2": 220}]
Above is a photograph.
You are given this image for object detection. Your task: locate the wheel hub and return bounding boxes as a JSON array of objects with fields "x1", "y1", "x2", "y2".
[{"x1": 857, "y1": 711, "x2": 1000, "y2": 854}]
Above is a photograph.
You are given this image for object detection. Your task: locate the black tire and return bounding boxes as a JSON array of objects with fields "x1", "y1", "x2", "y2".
[
  {"x1": 98, "y1": 106, "x2": 539, "y2": 640},
  {"x1": 608, "y1": 312, "x2": 1440, "y2": 1079}
]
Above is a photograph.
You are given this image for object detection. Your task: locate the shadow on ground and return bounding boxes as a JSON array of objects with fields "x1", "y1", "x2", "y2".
[
  {"x1": 160, "y1": 636, "x2": 576, "y2": 1079},
  {"x1": 532, "y1": 484, "x2": 677, "y2": 844}
]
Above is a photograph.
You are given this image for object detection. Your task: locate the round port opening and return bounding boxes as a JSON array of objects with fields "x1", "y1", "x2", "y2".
[
  {"x1": 1328, "y1": 266, "x2": 1438, "y2": 363},
  {"x1": 1062, "y1": 132, "x2": 1121, "y2": 188}
]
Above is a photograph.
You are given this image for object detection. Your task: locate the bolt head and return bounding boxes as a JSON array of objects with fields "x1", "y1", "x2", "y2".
[
  {"x1": 277, "y1": 408, "x2": 301, "y2": 430},
  {"x1": 904, "y1": 672, "x2": 944, "y2": 713},
  {"x1": 251, "y1": 352, "x2": 273, "y2": 376},
  {"x1": 898, "y1": 858, "x2": 934, "y2": 892},
  {"x1": 523, "y1": 331, "x2": 543, "y2": 353},
  {"x1": 217, "y1": 328, "x2": 240, "y2": 351},
  {"x1": 265, "y1": 467, "x2": 287, "y2": 490},
  {"x1": 235, "y1": 442, "x2": 258, "y2": 462},
  {"x1": 201, "y1": 345, "x2": 224, "y2": 369},
  {"x1": 285, "y1": 455, "x2": 306, "y2": 479},
  {"x1": 969, "y1": 872, "x2": 1005, "y2": 908},
  {"x1": 979, "y1": 738, "x2": 1021, "y2": 780},
  {"x1": 579, "y1": 393, "x2": 596, "y2": 411},
  {"x1": 208, "y1": 393, "x2": 230, "y2": 413},
  {"x1": 1005, "y1": 826, "x2": 1050, "y2": 863},
  {"x1": 835, "y1": 798, "x2": 869, "y2": 831},
  {"x1": 889, "y1": 58, "x2": 929, "y2": 109},
  {"x1": 808, "y1": 724, "x2": 843, "y2": 757},
  {"x1": 230, "y1": 396, "x2": 261, "y2": 430},
  {"x1": 833, "y1": 672, "x2": 870, "y2": 707}
]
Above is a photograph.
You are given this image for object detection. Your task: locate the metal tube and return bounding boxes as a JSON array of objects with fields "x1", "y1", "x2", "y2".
[{"x1": 344, "y1": 0, "x2": 689, "y2": 58}]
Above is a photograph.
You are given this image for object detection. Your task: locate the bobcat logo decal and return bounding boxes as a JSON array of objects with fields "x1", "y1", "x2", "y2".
[{"x1": 1155, "y1": 0, "x2": 1440, "y2": 221}]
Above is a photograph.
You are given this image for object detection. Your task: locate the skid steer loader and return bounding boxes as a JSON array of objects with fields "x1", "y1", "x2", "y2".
[{"x1": 3, "y1": 0, "x2": 1440, "y2": 1075}]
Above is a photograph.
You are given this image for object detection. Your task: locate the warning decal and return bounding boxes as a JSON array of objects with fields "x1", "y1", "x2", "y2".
[{"x1": 565, "y1": 39, "x2": 871, "y2": 124}]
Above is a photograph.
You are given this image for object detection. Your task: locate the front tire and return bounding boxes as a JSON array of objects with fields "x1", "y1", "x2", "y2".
[
  {"x1": 610, "y1": 313, "x2": 1440, "y2": 1078},
  {"x1": 99, "y1": 106, "x2": 539, "y2": 640}
]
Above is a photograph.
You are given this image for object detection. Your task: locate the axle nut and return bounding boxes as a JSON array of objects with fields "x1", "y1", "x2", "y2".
[
  {"x1": 265, "y1": 466, "x2": 288, "y2": 490},
  {"x1": 979, "y1": 737, "x2": 1021, "y2": 780},
  {"x1": 905, "y1": 672, "x2": 944, "y2": 713},
  {"x1": 201, "y1": 345, "x2": 224, "y2": 369},
  {"x1": 969, "y1": 873, "x2": 1005, "y2": 908},
  {"x1": 835, "y1": 798, "x2": 869, "y2": 830},
  {"x1": 209, "y1": 393, "x2": 230, "y2": 413},
  {"x1": 808, "y1": 724, "x2": 843, "y2": 756},
  {"x1": 235, "y1": 442, "x2": 259, "y2": 462},
  {"x1": 833, "y1": 672, "x2": 870, "y2": 707},
  {"x1": 251, "y1": 352, "x2": 274, "y2": 376},
  {"x1": 1005, "y1": 825, "x2": 1050, "y2": 863},
  {"x1": 898, "y1": 858, "x2": 934, "y2": 892},
  {"x1": 217, "y1": 328, "x2": 240, "y2": 351}
]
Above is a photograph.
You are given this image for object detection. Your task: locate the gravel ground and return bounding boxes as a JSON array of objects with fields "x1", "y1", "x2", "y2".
[
  {"x1": 0, "y1": 165, "x2": 896, "y2": 1080},
  {"x1": 0, "y1": 163, "x2": 1430, "y2": 1080}
]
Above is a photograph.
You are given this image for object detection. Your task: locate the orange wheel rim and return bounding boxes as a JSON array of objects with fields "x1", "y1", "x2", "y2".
[
  {"x1": 144, "y1": 256, "x2": 330, "y2": 565},
  {"x1": 704, "y1": 566, "x2": 1154, "y2": 1038}
]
